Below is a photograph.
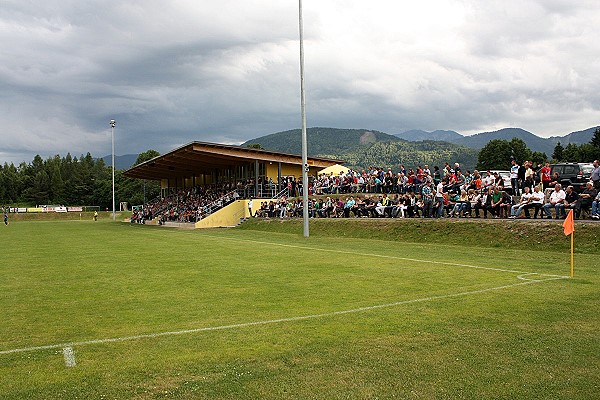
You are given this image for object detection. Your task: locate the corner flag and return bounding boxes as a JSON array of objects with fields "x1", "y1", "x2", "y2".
[
  {"x1": 563, "y1": 209, "x2": 575, "y2": 277},
  {"x1": 563, "y1": 209, "x2": 575, "y2": 236}
]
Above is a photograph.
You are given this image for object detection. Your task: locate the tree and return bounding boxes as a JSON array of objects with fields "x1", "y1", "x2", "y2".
[
  {"x1": 508, "y1": 138, "x2": 532, "y2": 165},
  {"x1": 476, "y1": 139, "x2": 513, "y2": 170},
  {"x1": 476, "y1": 138, "x2": 533, "y2": 171},
  {"x1": 562, "y1": 143, "x2": 580, "y2": 162},
  {"x1": 589, "y1": 127, "x2": 600, "y2": 160},
  {"x1": 0, "y1": 163, "x2": 20, "y2": 203},
  {"x1": 531, "y1": 151, "x2": 548, "y2": 167},
  {"x1": 49, "y1": 161, "x2": 65, "y2": 204},
  {"x1": 27, "y1": 170, "x2": 50, "y2": 205},
  {"x1": 578, "y1": 143, "x2": 597, "y2": 162},
  {"x1": 247, "y1": 143, "x2": 264, "y2": 149},
  {"x1": 552, "y1": 142, "x2": 564, "y2": 162},
  {"x1": 135, "y1": 149, "x2": 160, "y2": 166},
  {"x1": 591, "y1": 127, "x2": 600, "y2": 148}
]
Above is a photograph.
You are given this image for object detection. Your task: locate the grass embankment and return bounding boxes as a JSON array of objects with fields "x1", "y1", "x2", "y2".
[{"x1": 240, "y1": 217, "x2": 600, "y2": 254}]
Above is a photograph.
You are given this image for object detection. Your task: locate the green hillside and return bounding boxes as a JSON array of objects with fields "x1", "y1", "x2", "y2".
[
  {"x1": 332, "y1": 140, "x2": 478, "y2": 171},
  {"x1": 243, "y1": 127, "x2": 478, "y2": 170},
  {"x1": 243, "y1": 127, "x2": 400, "y2": 155}
]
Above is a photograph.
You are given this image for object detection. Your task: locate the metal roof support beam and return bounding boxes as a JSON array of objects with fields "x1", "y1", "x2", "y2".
[{"x1": 255, "y1": 159, "x2": 259, "y2": 198}]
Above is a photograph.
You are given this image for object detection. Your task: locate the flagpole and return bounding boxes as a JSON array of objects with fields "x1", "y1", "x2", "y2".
[
  {"x1": 299, "y1": 0, "x2": 309, "y2": 238},
  {"x1": 570, "y1": 231, "x2": 574, "y2": 278}
]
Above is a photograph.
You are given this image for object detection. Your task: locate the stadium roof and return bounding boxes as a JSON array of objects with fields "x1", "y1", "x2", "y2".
[{"x1": 123, "y1": 141, "x2": 344, "y2": 181}]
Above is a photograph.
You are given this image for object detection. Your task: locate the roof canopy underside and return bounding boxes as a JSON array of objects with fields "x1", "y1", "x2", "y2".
[{"x1": 123, "y1": 141, "x2": 343, "y2": 181}]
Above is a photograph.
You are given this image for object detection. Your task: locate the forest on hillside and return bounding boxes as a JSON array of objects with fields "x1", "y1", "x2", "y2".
[{"x1": 0, "y1": 151, "x2": 160, "y2": 208}]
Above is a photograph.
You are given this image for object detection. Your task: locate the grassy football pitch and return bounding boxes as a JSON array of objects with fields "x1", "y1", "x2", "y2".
[{"x1": 1, "y1": 219, "x2": 599, "y2": 399}]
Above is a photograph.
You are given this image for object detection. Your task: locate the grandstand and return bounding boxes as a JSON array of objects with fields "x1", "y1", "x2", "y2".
[{"x1": 124, "y1": 141, "x2": 343, "y2": 228}]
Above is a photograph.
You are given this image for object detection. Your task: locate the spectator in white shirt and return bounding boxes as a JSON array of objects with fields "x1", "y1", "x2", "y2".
[{"x1": 543, "y1": 184, "x2": 566, "y2": 219}]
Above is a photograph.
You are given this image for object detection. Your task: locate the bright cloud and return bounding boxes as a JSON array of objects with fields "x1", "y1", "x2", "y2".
[{"x1": 0, "y1": 0, "x2": 599, "y2": 164}]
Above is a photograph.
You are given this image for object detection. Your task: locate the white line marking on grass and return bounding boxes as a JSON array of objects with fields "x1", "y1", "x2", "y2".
[
  {"x1": 204, "y1": 235, "x2": 570, "y2": 279},
  {"x1": 63, "y1": 347, "x2": 76, "y2": 367},
  {"x1": 516, "y1": 273, "x2": 544, "y2": 282},
  {"x1": 0, "y1": 275, "x2": 566, "y2": 356}
]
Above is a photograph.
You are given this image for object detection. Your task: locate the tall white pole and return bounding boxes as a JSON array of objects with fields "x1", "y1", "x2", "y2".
[
  {"x1": 110, "y1": 119, "x2": 116, "y2": 221},
  {"x1": 299, "y1": 0, "x2": 309, "y2": 237}
]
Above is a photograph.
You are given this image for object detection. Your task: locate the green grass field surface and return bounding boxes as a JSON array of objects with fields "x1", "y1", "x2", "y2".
[{"x1": 1, "y1": 220, "x2": 598, "y2": 399}]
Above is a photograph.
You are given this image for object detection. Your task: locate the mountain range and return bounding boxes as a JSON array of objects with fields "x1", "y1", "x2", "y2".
[
  {"x1": 243, "y1": 127, "x2": 480, "y2": 170},
  {"x1": 242, "y1": 125, "x2": 598, "y2": 171},
  {"x1": 394, "y1": 126, "x2": 598, "y2": 156},
  {"x1": 100, "y1": 154, "x2": 139, "y2": 171},
  {"x1": 110, "y1": 125, "x2": 598, "y2": 171}
]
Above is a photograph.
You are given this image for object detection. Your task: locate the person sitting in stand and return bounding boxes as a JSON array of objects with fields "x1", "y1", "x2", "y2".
[
  {"x1": 406, "y1": 193, "x2": 417, "y2": 217},
  {"x1": 392, "y1": 195, "x2": 407, "y2": 218},
  {"x1": 578, "y1": 182, "x2": 597, "y2": 218},
  {"x1": 489, "y1": 186, "x2": 504, "y2": 218},
  {"x1": 447, "y1": 190, "x2": 459, "y2": 217},
  {"x1": 375, "y1": 194, "x2": 388, "y2": 217},
  {"x1": 469, "y1": 189, "x2": 481, "y2": 218},
  {"x1": 523, "y1": 185, "x2": 545, "y2": 218},
  {"x1": 351, "y1": 196, "x2": 365, "y2": 217},
  {"x1": 343, "y1": 196, "x2": 355, "y2": 218},
  {"x1": 509, "y1": 186, "x2": 532, "y2": 219},
  {"x1": 499, "y1": 190, "x2": 513, "y2": 218},
  {"x1": 363, "y1": 196, "x2": 377, "y2": 218},
  {"x1": 474, "y1": 187, "x2": 491, "y2": 218},
  {"x1": 454, "y1": 171, "x2": 466, "y2": 193},
  {"x1": 451, "y1": 189, "x2": 470, "y2": 217},
  {"x1": 414, "y1": 195, "x2": 425, "y2": 218},
  {"x1": 543, "y1": 183, "x2": 566, "y2": 219},
  {"x1": 470, "y1": 171, "x2": 482, "y2": 191},
  {"x1": 482, "y1": 170, "x2": 495, "y2": 190},
  {"x1": 559, "y1": 185, "x2": 579, "y2": 219},
  {"x1": 387, "y1": 194, "x2": 400, "y2": 217},
  {"x1": 548, "y1": 172, "x2": 561, "y2": 188},
  {"x1": 591, "y1": 190, "x2": 600, "y2": 220}
]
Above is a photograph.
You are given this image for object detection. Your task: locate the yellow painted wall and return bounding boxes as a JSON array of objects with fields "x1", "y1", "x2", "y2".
[
  {"x1": 265, "y1": 163, "x2": 304, "y2": 179},
  {"x1": 195, "y1": 200, "x2": 253, "y2": 229},
  {"x1": 264, "y1": 164, "x2": 320, "y2": 180}
]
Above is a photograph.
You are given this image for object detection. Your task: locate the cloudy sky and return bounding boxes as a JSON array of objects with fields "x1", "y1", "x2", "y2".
[{"x1": 1, "y1": 0, "x2": 599, "y2": 164}]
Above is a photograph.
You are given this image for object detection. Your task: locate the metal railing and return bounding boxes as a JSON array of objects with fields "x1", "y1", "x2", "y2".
[
  {"x1": 197, "y1": 190, "x2": 240, "y2": 221},
  {"x1": 237, "y1": 185, "x2": 293, "y2": 199}
]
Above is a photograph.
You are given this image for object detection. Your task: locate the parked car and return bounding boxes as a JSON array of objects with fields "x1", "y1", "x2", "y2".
[{"x1": 549, "y1": 163, "x2": 594, "y2": 192}]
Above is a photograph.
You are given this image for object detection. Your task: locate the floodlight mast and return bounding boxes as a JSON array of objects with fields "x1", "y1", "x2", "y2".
[
  {"x1": 299, "y1": 0, "x2": 309, "y2": 237},
  {"x1": 110, "y1": 119, "x2": 116, "y2": 221}
]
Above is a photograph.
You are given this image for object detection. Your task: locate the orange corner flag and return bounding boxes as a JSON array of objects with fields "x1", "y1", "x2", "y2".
[{"x1": 563, "y1": 209, "x2": 575, "y2": 236}]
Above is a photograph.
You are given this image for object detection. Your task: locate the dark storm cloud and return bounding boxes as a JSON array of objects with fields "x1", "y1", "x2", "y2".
[{"x1": 1, "y1": 0, "x2": 599, "y2": 164}]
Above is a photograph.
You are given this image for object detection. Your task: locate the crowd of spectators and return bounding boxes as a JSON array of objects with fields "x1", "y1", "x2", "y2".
[
  {"x1": 130, "y1": 184, "x2": 240, "y2": 224},
  {"x1": 131, "y1": 159, "x2": 600, "y2": 223},
  {"x1": 257, "y1": 159, "x2": 600, "y2": 221}
]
